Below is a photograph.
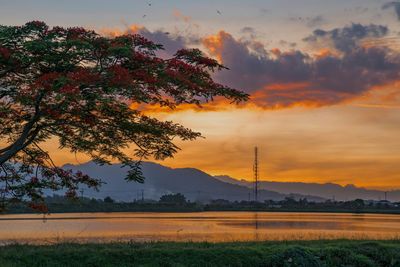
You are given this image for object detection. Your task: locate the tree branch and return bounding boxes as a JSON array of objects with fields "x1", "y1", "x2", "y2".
[{"x1": 0, "y1": 93, "x2": 44, "y2": 164}]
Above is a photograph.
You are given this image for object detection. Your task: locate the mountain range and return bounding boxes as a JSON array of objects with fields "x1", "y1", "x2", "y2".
[
  {"x1": 63, "y1": 161, "x2": 324, "y2": 202},
  {"x1": 62, "y1": 161, "x2": 400, "y2": 202},
  {"x1": 214, "y1": 175, "x2": 398, "y2": 202}
]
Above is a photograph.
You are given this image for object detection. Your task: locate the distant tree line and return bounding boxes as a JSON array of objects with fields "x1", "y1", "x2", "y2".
[
  {"x1": 4, "y1": 193, "x2": 198, "y2": 214},
  {"x1": 205, "y1": 197, "x2": 400, "y2": 213},
  {"x1": 3, "y1": 194, "x2": 400, "y2": 214}
]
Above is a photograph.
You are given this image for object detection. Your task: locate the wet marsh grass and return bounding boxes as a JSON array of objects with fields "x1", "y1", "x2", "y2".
[{"x1": 1, "y1": 240, "x2": 400, "y2": 266}]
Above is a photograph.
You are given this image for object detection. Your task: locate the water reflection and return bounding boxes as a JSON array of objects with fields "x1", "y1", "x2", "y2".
[
  {"x1": 0, "y1": 212, "x2": 399, "y2": 244},
  {"x1": 254, "y1": 212, "x2": 259, "y2": 241}
]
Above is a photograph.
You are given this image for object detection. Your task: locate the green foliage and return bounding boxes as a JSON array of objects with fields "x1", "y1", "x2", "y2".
[
  {"x1": 159, "y1": 193, "x2": 187, "y2": 205},
  {"x1": 4, "y1": 194, "x2": 201, "y2": 214},
  {"x1": 0, "y1": 21, "x2": 248, "y2": 211},
  {"x1": 103, "y1": 196, "x2": 115, "y2": 203},
  {"x1": 266, "y1": 246, "x2": 321, "y2": 267},
  {"x1": 1, "y1": 240, "x2": 400, "y2": 267},
  {"x1": 4, "y1": 194, "x2": 400, "y2": 214}
]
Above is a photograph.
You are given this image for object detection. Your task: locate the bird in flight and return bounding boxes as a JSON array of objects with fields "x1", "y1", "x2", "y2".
[
  {"x1": 143, "y1": 14, "x2": 147, "y2": 18},
  {"x1": 147, "y1": 1, "x2": 152, "y2": 6},
  {"x1": 217, "y1": 10, "x2": 222, "y2": 15}
]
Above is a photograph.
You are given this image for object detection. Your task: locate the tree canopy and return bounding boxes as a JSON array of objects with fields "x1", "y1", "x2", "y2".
[
  {"x1": 159, "y1": 193, "x2": 187, "y2": 205},
  {"x1": 0, "y1": 21, "x2": 247, "y2": 211}
]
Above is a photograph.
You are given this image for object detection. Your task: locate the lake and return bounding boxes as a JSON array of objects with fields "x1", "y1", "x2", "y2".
[{"x1": 1, "y1": 212, "x2": 400, "y2": 244}]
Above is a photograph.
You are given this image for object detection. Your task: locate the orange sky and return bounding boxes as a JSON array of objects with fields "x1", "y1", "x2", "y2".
[
  {"x1": 3, "y1": 0, "x2": 400, "y2": 190},
  {"x1": 9, "y1": 34, "x2": 400, "y2": 190},
  {"x1": 41, "y1": 97, "x2": 400, "y2": 190}
]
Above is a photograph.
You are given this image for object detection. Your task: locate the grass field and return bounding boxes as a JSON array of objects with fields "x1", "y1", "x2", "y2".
[{"x1": 1, "y1": 240, "x2": 400, "y2": 266}]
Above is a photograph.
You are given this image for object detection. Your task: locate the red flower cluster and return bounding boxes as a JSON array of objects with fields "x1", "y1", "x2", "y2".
[
  {"x1": 131, "y1": 34, "x2": 155, "y2": 47},
  {"x1": 132, "y1": 69, "x2": 158, "y2": 84},
  {"x1": 59, "y1": 84, "x2": 79, "y2": 94},
  {"x1": 168, "y1": 58, "x2": 201, "y2": 74},
  {"x1": 0, "y1": 47, "x2": 11, "y2": 60},
  {"x1": 42, "y1": 107, "x2": 62, "y2": 119},
  {"x1": 82, "y1": 115, "x2": 96, "y2": 125},
  {"x1": 75, "y1": 171, "x2": 98, "y2": 187},
  {"x1": 68, "y1": 68, "x2": 100, "y2": 85},
  {"x1": 165, "y1": 67, "x2": 198, "y2": 91},
  {"x1": 165, "y1": 68, "x2": 180, "y2": 79},
  {"x1": 67, "y1": 27, "x2": 90, "y2": 40},
  {"x1": 196, "y1": 57, "x2": 219, "y2": 66},
  {"x1": 25, "y1": 21, "x2": 48, "y2": 30},
  {"x1": 132, "y1": 51, "x2": 151, "y2": 62},
  {"x1": 108, "y1": 65, "x2": 132, "y2": 86},
  {"x1": 34, "y1": 72, "x2": 60, "y2": 91},
  {"x1": 48, "y1": 26, "x2": 66, "y2": 35},
  {"x1": 28, "y1": 202, "x2": 48, "y2": 213}
]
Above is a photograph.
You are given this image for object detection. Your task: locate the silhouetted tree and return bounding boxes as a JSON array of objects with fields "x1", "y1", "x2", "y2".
[
  {"x1": 159, "y1": 193, "x2": 187, "y2": 205},
  {"x1": 0, "y1": 21, "x2": 247, "y2": 211},
  {"x1": 283, "y1": 197, "x2": 298, "y2": 207},
  {"x1": 103, "y1": 196, "x2": 115, "y2": 204}
]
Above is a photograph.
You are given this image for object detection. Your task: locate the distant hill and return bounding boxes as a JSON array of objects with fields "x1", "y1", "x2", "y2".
[
  {"x1": 62, "y1": 161, "x2": 325, "y2": 202},
  {"x1": 214, "y1": 175, "x2": 399, "y2": 202}
]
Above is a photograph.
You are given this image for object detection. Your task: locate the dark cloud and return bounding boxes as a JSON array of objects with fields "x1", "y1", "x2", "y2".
[
  {"x1": 128, "y1": 28, "x2": 188, "y2": 58},
  {"x1": 104, "y1": 24, "x2": 400, "y2": 109},
  {"x1": 240, "y1": 27, "x2": 256, "y2": 34},
  {"x1": 289, "y1": 15, "x2": 328, "y2": 28},
  {"x1": 382, "y1": 1, "x2": 400, "y2": 20},
  {"x1": 279, "y1": 40, "x2": 297, "y2": 48},
  {"x1": 304, "y1": 23, "x2": 388, "y2": 53},
  {"x1": 102, "y1": 25, "x2": 192, "y2": 58},
  {"x1": 239, "y1": 26, "x2": 259, "y2": 41},
  {"x1": 344, "y1": 6, "x2": 369, "y2": 15},
  {"x1": 305, "y1": 15, "x2": 327, "y2": 28},
  {"x1": 202, "y1": 27, "x2": 400, "y2": 108}
]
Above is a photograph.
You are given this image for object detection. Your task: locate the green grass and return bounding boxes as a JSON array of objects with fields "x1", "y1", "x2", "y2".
[{"x1": 1, "y1": 240, "x2": 400, "y2": 267}]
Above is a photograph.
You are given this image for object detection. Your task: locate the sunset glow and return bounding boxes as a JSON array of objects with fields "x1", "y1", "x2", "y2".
[{"x1": 3, "y1": 0, "x2": 400, "y2": 190}]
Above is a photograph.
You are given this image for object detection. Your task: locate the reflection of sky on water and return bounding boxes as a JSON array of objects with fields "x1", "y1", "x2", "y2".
[
  {"x1": 221, "y1": 220, "x2": 384, "y2": 231},
  {"x1": 0, "y1": 212, "x2": 400, "y2": 244}
]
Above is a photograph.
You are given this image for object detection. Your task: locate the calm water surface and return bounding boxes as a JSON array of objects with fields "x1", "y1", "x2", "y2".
[{"x1": 1, "y1": 212, "x2": 400, "y2": 244}]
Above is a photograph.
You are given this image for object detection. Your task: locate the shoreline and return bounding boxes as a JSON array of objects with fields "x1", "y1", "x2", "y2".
[{"x1": 3, "y1": 209, "x2": 400, "y2": 216}]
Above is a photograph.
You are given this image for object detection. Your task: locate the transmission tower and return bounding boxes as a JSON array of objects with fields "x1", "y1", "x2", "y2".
[{"x1": 253, "y1": 146, "x2": 259, "y2": 202}]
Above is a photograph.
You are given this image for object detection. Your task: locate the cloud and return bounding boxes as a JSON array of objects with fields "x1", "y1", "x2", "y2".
[
  {"x1": 101, "y1": 23, "x2": 400, "y2": 110},
  {"x1": 289, "y1": 15, "x2": 328, "y2": 28},
  {"x1": 138, "y1": 28, "x2": 189, "y2": 57},
  {"x1": 382, "y1": 1, "x2": 400, "y2": 20},
  {"x1": 344, "y1": 6, "x2": 369, "y2": 15},
  {"x1": 305, "y1": 15, "x2": 328, "y2": 28},
  {"x1": 201, "y1": 27, "x2": 400, "y2": 109},
  {"x1": 304, "y1": 23, "x2": 388, "y2": 53},
  {"x1": 279, "y1": 40, "x2": 297, "y2": 48},
  {"x1": 240, "y1": 26, "x2": 256, "y2": 35},
  {"x1": 100, "y1": 24, "x2": 188, "y2": 58}
]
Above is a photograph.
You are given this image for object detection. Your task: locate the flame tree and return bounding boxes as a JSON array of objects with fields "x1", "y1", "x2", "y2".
[{"x1": 0, "y1": 21, "x2": 248, "y2": 211}]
